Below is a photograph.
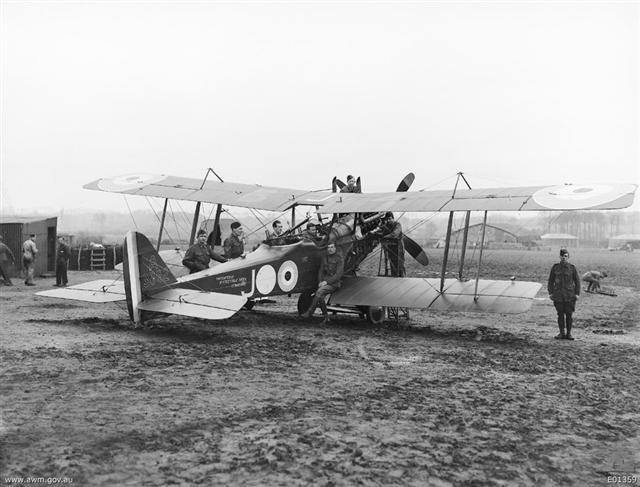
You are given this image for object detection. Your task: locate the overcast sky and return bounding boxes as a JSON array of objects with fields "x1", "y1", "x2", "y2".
[{"x1": 1, "y1": 1, "x2": 638, "y2": 214}]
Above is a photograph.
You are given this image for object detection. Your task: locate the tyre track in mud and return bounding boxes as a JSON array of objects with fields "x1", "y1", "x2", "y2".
[{"x1": 2, "y1": 264, "x2": 640, "y2": 486}]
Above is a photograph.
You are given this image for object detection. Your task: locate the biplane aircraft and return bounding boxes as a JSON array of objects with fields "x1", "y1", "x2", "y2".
[{"x1": 38, "y1": 171, "x2": 637, "y2": 325}]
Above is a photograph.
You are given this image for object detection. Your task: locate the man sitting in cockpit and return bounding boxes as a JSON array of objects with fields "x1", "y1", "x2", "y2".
[
  {"x1": 301, "y1": 222, "x2": 322, "y2": 245},
  {"x1": 267, "y1": 220, "x2": 287, "y2": 245}
]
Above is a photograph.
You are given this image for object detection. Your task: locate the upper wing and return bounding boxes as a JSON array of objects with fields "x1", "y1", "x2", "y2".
[
  {"x1": 320, "y1": 183, "x2": 637, "y2": 213},
  {"x1": 331, "y1": 276, "x2": 542, "y2": 314},
  {"x1": 85, "y1": 174, "x2": 636, "y2": 212},
  {"x1": 84, "y1": 174, "x2": 334, "y2": 212}
]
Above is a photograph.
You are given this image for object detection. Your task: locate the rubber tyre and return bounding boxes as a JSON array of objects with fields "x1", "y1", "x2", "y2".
[
  {"x1": 297, "y1": 291, "x2": 314, "y2": 315},
  {"x1": 367, "y1": 306, "x2": 385, "y2": 325}
]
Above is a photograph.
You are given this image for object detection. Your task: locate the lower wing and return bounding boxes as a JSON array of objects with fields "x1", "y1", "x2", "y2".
[{"x1": 331, "y1": 277, "x2": 542, "y2": 314}]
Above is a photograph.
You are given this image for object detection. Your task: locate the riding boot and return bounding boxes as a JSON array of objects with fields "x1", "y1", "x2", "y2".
[
  {"x1": 303, "y1": 296, "x2": 319, "y2": 318},
  {"x1": 565, "y1": 314, "x2": 574, "y2": 340},
  {"x1": 555, "y1": 314, "x2": 565, "y2": 339},
  {"x1": 319, "y1": 299, "x2": 330, "y2": 324}
]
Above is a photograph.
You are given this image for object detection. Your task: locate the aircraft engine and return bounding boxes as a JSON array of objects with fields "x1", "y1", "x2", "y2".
[{"x1": 327, "y1": 215, "x2": 363, "y2": 244}]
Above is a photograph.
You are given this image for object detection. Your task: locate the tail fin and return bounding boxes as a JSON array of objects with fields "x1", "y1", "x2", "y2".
[{"x1": 123, "y1": 231, "x2": 177, "y2": 323}]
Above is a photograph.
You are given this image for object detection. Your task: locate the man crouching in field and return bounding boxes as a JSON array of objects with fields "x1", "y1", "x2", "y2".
[{"x1": 547, "y1": 249, "x2": 581, "y2": 340}]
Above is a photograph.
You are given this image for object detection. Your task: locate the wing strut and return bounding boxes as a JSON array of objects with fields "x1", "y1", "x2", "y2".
[
  {"x1": 456, "y1": 173, "x2": 473, "y2": 279},
  {"x1": 209, "y1": 169, "x2": 226, "y2": 248},
  {"x1": 189, "y1": 201, "x2": 202, "y2": 246},
  {"x1": 473, "y1": 210, "x2": 489, "y2": 301},
  {"x1": 441, "y1": 173, "x2": 473, "y2": 291},
  {"x1": 440, "y1": 211, "x2": 454, "y2": 292},
  {"x1": 156, "y1": 198, "x2": 169, "y2": 252},
  {"x1": 210, "y1": 203, "x2": 223, "y2": 247},
  {"x1": 458, "y1": 211, "x2": 471, "y2": 279},
  {"x1": 190, "y1": 167, "x2": 227, "y2": 246}
]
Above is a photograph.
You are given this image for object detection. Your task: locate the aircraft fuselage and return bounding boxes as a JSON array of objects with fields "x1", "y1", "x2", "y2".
[{"x1": 175, "y1": 241, "x2": 326, "y2": 298}]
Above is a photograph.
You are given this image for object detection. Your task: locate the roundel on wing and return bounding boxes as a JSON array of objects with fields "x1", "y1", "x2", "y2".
[
  {"x1": 97, "y1": 173, "x2": 168, "y2": 193},
  {"x1": 531, "y1": 184, "x2": 628, "y2": 210},
  {"x1": 256, "y1": 265, "x2": 277, "y2": 295},
  {"x1": 277, "y1": 260, "x2": 298, "y2": 293}
]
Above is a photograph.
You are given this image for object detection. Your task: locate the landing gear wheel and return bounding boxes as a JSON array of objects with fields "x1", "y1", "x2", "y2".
[
  {"x1": 297, "y1": 291, "x2": 314, "y2": 315},
  {"x1": 366, "y1": 306, "x2": 385, "y2": 325},
  {"x1": 357, "y1": 306, "x2": 368, "y2": 320}
]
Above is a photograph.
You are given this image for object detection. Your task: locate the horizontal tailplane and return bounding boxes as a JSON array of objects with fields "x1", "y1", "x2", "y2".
[
  {"x1": 137, "y1": 289, "x2": 246, "y2": 320},
  {"x1": 36, "y1": 280, "x2": 125, "y2": 303}
]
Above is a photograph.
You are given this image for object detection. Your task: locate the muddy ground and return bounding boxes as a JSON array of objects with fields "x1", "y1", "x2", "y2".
[{"x1": 1, "y1": 249, "x2": 639, "y2": 486}]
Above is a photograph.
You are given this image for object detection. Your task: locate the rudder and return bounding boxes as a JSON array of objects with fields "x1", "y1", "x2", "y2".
[{"x1": 123, "y1": 231, "x2": 177, "y2": 323}]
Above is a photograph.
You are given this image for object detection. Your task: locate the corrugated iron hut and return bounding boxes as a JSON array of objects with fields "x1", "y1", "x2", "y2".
[{"x1": 0, "y1": 216, "x2": 58, "y2": 277}]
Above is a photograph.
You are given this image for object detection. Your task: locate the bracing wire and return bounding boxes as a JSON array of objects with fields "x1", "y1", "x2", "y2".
[
  {"x1": 123, "y1": 196, "x2": 139, "y2": 229},
  {"x1": 173, "y1": 200, "x2": 196, "y2": 230},
  {"x1": 167, "y1": 200, "x2": 190, "y2": 241},
  {"x1": 144, "y1": 197, "x2": 181, "y2": 246}
]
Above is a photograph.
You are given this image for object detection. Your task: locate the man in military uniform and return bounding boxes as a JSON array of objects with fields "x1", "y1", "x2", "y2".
[
  {"x1": 372, "y1": 212, "x2": 405, "y2": 277},
  {"x1": 303, "y1": 243, "x2": 344, "y2": 324},
  {"x1": 301, "y1": 222, "x2": 322, "y2": 244},
  {"x1": 340, "y1": 175, "x2": 361, "y2": 193},
  {"x1": 0, "y1": 235, "x2": 15, "y2": 286},
  {"x1": 267, "y1": 220, "x2": 286, "y2": 245},
  {"x1": 582, "y1": 270, "x2": 607, "y2": 293},
  {"x1": 182, "y1": 230, "x2": 227, "y2": 274},
  {"x1": 548, "y1": 249, "x2": 581, "y2": 340},
  {"x1": 22, "y1": 234, "x2": 38, "y2": 286},
  {"x1": 55, "y1": 236, "x2": 71, "y2": 287},
  {"x1": 223, "y1": 222, "x2": 246, "y2": 259}
]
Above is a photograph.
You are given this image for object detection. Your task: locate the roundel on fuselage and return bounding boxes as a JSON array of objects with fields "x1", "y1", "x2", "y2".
[
  {"x1": 256, "y1": 265, "x2": 276, "y2": 295},
  {"x1": 277, "y1": 260, "x2": 298, "y2": 293}
]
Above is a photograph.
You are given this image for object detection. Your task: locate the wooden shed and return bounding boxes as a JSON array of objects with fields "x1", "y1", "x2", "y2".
[{"x1": 0, "y1": 216, "x2": 58, "y2": 278}]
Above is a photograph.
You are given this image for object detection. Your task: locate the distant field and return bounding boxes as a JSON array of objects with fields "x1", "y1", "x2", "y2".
[{"x1": 360, "y1": 246, "x2": 640, "y2": 289}]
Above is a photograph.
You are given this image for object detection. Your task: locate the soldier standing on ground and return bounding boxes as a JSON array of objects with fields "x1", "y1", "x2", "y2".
[
  {"x1": 55, "y1": 236, "x2": 71, "y2": 287},
  {"x1": 22, "y1": 234, "x2": 38, "y2": 286},
  {"x1": 547, "y1": 249, "x2": 580, "y2": 340},
  {"x1": 0, "y1": 235, "x2": 15, "y2": 286}
]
